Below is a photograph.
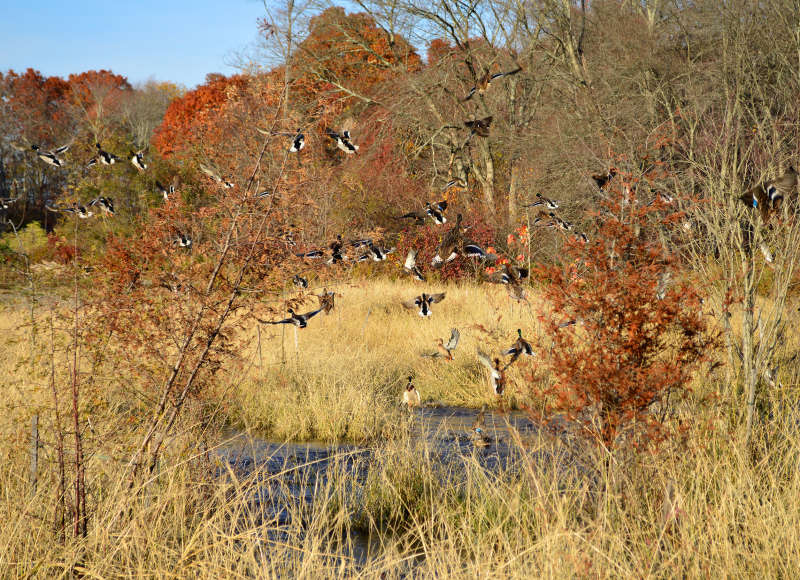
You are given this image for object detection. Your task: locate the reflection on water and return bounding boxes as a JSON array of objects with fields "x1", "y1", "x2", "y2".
[{"x1": 214, "y1": 406, "x2": 566, "y2": 567}]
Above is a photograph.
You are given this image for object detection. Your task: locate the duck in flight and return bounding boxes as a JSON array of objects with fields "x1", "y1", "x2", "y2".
[
  {"x1": 130, "y1": 150, "x2": 147, "y2": 172},
  {"x1": 89, "y1": 196, "x2": 114, "y2": 216},
  {"x1": 326, "y1": 129, "x2": 359, "y2": 154},
  {"x1": 32, "y1": 144, "x2": 69, "y2": 167},
  {"x1": 156, "y1": 180, "x2": 177, "y2": 202},
  {"x1": 268, "y1": 307, "x2": 324, "y2": 328},
  {"x1": 421, "y1": 328, "x2": 460, "y2": 360},
  {"x1": 47, "y1": 203, "x2": 93, "y2": 219},
  {"x1": 523, "y1": 192, "x2": 559, "y2": 210},
  {"x1": 87, "y1": 143, "x2": 120, "y2": 167},
  {"x1": 403, "y1": 249, "x2": 425, "y2": 281},
  {"x1": 477, "y1": 349, "x2": 506, "y2": 396},
  {"x1": 398, "y1": 200, "x2": 448, "y2": 225},
  {"x1": 175, "y1": 233, "x2": 193, "y2": 249},
  {"x1": 462, "y1": 66, "x2": 523, "y2": 101},
  {"x1": 464, "y1": 116, "x2": 493, "y2": 139},
  {"x1": 592, "y1": 168, "x2": 617, "y2": 190},
  {"x1": 289, "y1": 130, "x2": 305, "y2": 153},
  {"x1": 199, "y1": 163, "x2": 235, "y2": 188},
  {"x1": 739, "y1": 167, "x2": 799, "y2": 222},
  {"x1": 502, "y1": 329, "x2": 535, "y2": 366},
  {"x1": 402, "y1": 292, "x2": 446, "y2": 317}
]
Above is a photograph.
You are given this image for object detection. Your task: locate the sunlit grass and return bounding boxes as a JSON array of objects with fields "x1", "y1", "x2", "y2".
[
  {"x1": 229, "y1": 278, "x2": 542, "y2": 440},
  {"x1": 3, "y1": 281, "x2": 800, "y2": 576}
]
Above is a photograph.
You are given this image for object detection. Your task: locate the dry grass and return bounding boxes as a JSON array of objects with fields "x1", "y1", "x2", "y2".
[
  {"x1": 230, "y1": 278, "x2": 541, "y2": 441},
  {"x1": 3, "y1": 280, "x2": 800, "y2": 577}
]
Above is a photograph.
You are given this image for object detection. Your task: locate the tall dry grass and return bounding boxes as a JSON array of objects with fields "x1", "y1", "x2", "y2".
[
  {"x1": 3, "y1": 420, "x2": 800, "y2": 577},
  {"x1": 3, "y1": 280, "x2": 800, "y2": 577}
]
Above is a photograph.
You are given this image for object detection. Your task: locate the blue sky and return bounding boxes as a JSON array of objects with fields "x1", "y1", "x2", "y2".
[{"x1": 0, "y1": 0, "x2": 268, "y2": 88}]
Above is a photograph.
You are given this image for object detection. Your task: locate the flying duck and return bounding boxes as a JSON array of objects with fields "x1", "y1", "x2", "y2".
[
  {"x1": 68, "y1": 204, "x2": 94, "y2": 219},
  {"x1": 422, "y1": 328, "x2": 460, "y2": 360},
  {"x1": 460, "y1": 239, "x2": 492, "y2": 259},
  {"x1": 317, "y1": 288, "x2": 336, "y2": 314},
  {"x1": 523, "y1": 192, "x2": 559, "y2": 210},
  {"x1": 155, "y1": 180, "x2": 176, "y2": 201},
  {"x1": 88, "y1": 143, "x2": 120, "y2": 167},
  {"x1": 46, "y1": 203, "x2": 93, "y2": 219},
  {"x1": 502, "y1": 329, "x2": 535, "y2": 366},
  {"x1": 255, "y1": 189, "x2": 277, "y2": 199},
  {"x1": 442, "y1": 178, "x2": 466, "y2": 191},
  {"x1": 348, "y1": 238, "x2": 372, "y2": 249},
  {"x1": 403, "y1": 249, "x2": 426, "y2": 281},
  {"x1": 31, "y1": 144, "x2": 69, "y2": 167},
  {"x1": 431, "y1": 214, "x2": 463, "y2": 266},
  {"x1": 292, "y1": 274, "x2": 309, "y2": 289},
  {"x1": 402, "y1": 376, "x2": 421, "y2": 407},
  {"x1": 532, "y1": 210, "x2": 555, "y2": 227},
  {"x1": 130, "y1": 150, "x2": 147, "y2": 172},
  {"x1": 268, "y1": 307, "x2": 324, "y2": 328},
  {"x1": 551, "y1": 213, "x2": 573, "y2": 231},
  {"x1": 175, "y1": 233, "x2": 193, "y2": 249},
  {"x1": 425, "y1": 200, "x2": 448, "y2": 224},
  {"x1": 477, "y1": 349, "x2": 506, "y2": 395},
  {"x1": 462, "y1": 66, "x2": 523, "y2": 101},
  {"x1": 592, "y1": 168, "x2": 617, "y2": 190},
  {"x1": 88, "y1": 196, "x2": 114, "y2": 216},
  {"x1": 296, "y1": 249, "x2": 324, "y2": 259},
  {"x1": 402, "y1": 292, "x2": 446, "y2": 317},
  {"x1": 326, "y1": 234, "x2": 347, "y2": 264},
  {"x1": 573, "y1": 231, "x2": 589, "y2": 244},
  {"x1": 486, "y1": 262, "x2": 529, "y2": 285},
  {"x1": 199, "y1": 163, "x2": 235, "y2": 188},
  {"x1": 646, "y1": 191, "x2": 674, "y2": 206},
  {"x1": 365, "y1": 242, "x2": 394, "y2": 261},
  {"x1": 397, "y1": 208, "x2": 427, "y2": 226},
  {"x1": 398, "y1": 200, "x2": 448, "y2": 225},
  {"x1": 326, "y1": 129, "x2": 359, "y2": 154},
  {"x1": 289, "y1": 130, "x2": 305, "y2": 152},
  {"x1": 739, "y1": 167, "x2": 799, "y2": 222},
  {"x1": 464, "y1": 116, "x2": 493, "y2": 138}
]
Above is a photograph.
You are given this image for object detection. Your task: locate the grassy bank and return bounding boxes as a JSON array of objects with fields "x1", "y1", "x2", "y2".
[
  {"x1": 3, "y1": 421, "x2": 800, "y2": 577},
  {"x1": 229, "y1": 278, "x2": 540, "y2": 440},
  {"x1": 3, "y1": 279, "x2": 800, "y2": 577}
]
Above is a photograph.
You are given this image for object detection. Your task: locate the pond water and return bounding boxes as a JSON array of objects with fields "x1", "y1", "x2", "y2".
[{"x1": 214, "y1": 405, "x2": 577, "y2": 568}]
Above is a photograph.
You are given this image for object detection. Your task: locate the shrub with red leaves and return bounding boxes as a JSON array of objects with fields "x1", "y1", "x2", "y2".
[{"x1": 533, "y1": 173, "x2": 718, "y2": 449}]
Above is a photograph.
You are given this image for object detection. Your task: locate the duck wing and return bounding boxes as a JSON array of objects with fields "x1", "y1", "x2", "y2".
[
  {"x1": 403, "y1": 249, "x2": 418, "y2": 270},
  {"x1": 477, "y1": 349, "x2": 495, "y2": 371},
  {"x1": 398, "y1": 210, "x2": 426, "y2": 223},
  {"x1": 199, "y1": 163, "x2": 221, "y2": 181},
  {"x1": 427, "y1": 292, "x2": 446, "y2": 304},
  {"x1": 401, "y1": 297, "x2": 420, "y2": 310},
  {"x1": 301, "y1": 307, "x2": 324, "y2": 321},
  {"x1": 444, "y1": 328, "x2": 460, "y2": 351}
]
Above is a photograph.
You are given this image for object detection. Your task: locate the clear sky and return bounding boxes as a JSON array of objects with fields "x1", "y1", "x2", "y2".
[{"x1": 0, "y1": 0, "x2": 268, "y2": 88}]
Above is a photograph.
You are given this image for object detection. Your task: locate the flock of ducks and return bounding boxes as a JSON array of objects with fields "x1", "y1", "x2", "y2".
[{"x1": 15, "y1": 81, "x2": 797, "y2": 448}]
